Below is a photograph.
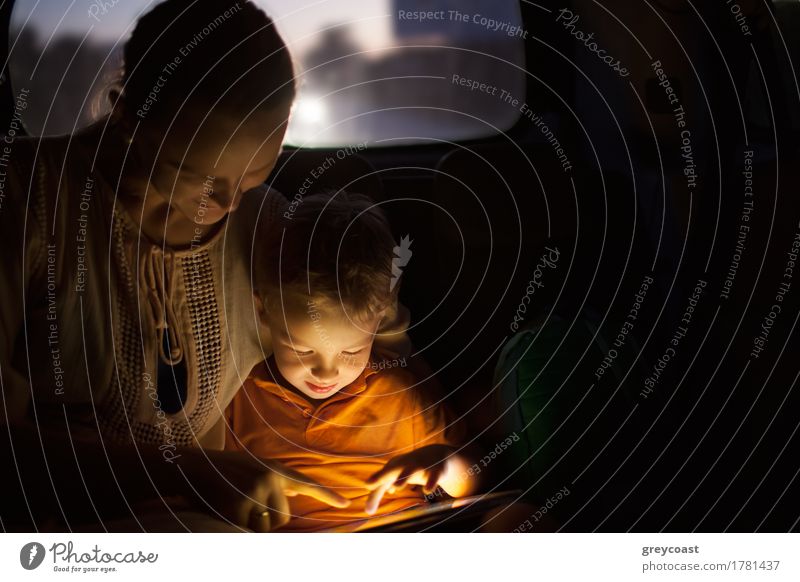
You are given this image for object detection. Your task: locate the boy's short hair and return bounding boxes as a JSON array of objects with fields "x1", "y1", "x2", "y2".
[{"x1": 256, "y1": 191, "x2": 398, "y2": 321}]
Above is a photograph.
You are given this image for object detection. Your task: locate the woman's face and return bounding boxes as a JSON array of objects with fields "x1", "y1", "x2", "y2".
[{"x1": 131, "y1": 103, "x2": 290, "y2": 225}]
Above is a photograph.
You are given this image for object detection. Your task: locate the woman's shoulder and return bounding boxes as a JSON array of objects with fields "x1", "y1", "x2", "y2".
[
  {"x1": 6, "y1": 132, "x2": 95, "y2": 195},
  {"x1": 10, "y1": 131, "x2": 83, "y2": 164},
  {"x1": 0, "y1": 134, "x2": 66, "y2": 222},
  {"x1": 4, "y1": 134, "x2": 46, "y2": 180}
]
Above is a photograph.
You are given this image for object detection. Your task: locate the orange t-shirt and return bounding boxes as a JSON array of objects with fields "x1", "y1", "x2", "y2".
[{"x1": 225, "y1": 357, "x2": 461, "y2": 532}]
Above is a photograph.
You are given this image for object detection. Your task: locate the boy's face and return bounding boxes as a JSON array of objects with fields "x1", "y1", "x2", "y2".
[{"x1": 265, "y1": 295, "x2": 382, "y2": 400}]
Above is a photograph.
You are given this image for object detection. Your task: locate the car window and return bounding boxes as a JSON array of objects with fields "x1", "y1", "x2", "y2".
[{"x1": 9, "y1": 0, "x2": 525, "y2": 145}]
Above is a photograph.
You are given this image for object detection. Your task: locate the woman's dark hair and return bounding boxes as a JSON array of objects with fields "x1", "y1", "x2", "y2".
[{"x1": 120, "y1": 0, "x2": 295, "y2": 121}]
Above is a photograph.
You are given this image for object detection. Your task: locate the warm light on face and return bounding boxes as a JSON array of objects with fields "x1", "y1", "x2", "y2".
[{"x1": 266, "y1": 295, "x2": 381, "y2": 401}]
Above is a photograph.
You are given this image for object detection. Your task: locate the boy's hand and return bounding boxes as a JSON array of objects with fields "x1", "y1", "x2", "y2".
[
  {"x1": 178, "y1": 449, "x2": 350, "y2": 531},
  {"x1": 364, "y1": 445, "x2": 473, "y2": 515}
]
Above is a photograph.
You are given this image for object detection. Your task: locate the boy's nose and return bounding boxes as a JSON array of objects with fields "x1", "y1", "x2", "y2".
[{"x1": 311, "y1": 361, "x2": 339, "y2": 382}]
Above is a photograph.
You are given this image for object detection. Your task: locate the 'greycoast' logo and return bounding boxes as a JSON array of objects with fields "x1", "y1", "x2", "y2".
[{"x1": 20, "y1": 542, "x2": 46, "y2": 570}]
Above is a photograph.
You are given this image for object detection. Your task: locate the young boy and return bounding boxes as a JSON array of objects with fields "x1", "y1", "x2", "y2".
[{"x1": 225, "y1": 192, "x2": 476, "y2": 532}]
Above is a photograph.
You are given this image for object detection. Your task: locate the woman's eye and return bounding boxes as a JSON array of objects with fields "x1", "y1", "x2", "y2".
[
  {"x1": 292, "y1": 349, "x2": 313, "y2": 356},
  {"x1": 341, "y1": 349, "x2": 365, "y2": 357}
]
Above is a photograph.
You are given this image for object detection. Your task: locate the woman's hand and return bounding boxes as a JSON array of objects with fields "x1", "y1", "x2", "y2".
[
  {"x1": 364, "y1": 445, "x2": 475, "y2": 515},
  {"x1": 174, "y1": 448, "x2": 350, "y2": 531}
]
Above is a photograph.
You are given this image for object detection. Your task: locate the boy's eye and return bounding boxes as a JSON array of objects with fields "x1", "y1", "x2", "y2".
[
  {"x1": 341, "y1": 349, "x2": 365, "y2": 356},
  {"x1": 292, "y1": 349, "x2": 313, "y2": 356}
]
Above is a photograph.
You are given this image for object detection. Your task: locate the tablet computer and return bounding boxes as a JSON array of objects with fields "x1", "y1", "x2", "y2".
[{"x1": 322, "y1": 490, "x2": 523, "y2": 533}]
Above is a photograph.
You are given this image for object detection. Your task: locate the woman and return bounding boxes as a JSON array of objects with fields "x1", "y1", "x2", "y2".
[{"x1": 0, "y1": 0, "x2": 410, "y2": 532}]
